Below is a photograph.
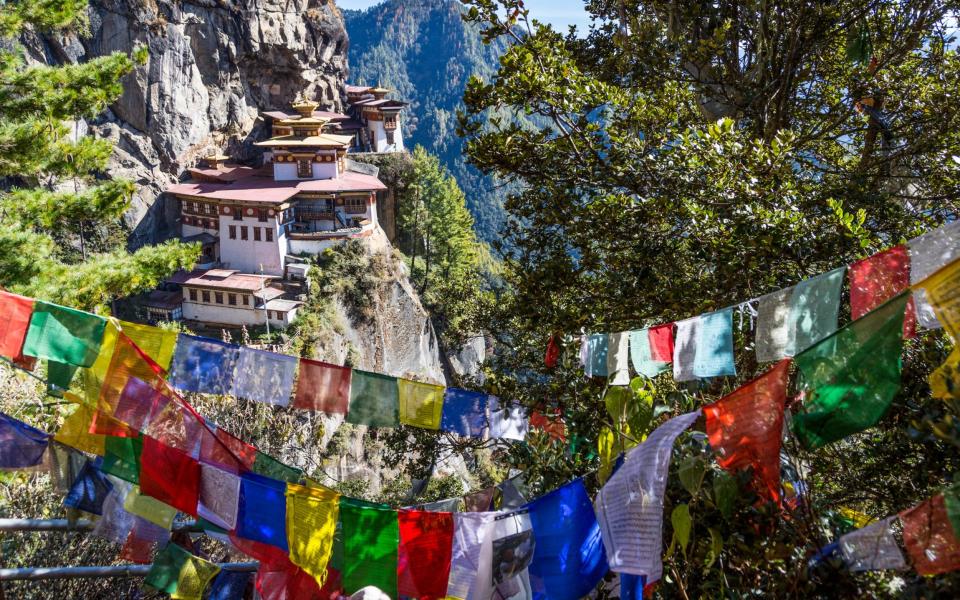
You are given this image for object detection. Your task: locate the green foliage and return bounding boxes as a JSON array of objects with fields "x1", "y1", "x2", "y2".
[
  {"x1": 458, "y1": 0, "x2": 960, "y2": 595},
  {"x1": 397, "y1": 146, "x2": 492, "y2": 343},
  {"x1": 0, "y1": 3, "x2": 197, "y2": 312}
]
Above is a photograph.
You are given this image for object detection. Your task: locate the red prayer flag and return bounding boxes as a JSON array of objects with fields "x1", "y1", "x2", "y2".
[
  {"x1": 0, "y1": 290, "x2": 33, "y2": 360},
  {"x1": 140, "y1": 436, "x2": 201, "y2": 516},
  {"x1": 230, "y1": 534, "x2": 324, "y2": 600},
  {"x1": 849, "y1": 245, "x2": 916, "y2": 338},
  {"x1": 544, "y1": 335, "x2": 560, "y2": 369},
  {"x1": 529, "y1": 408, "x2": 567, "y2": 442},
  {"x1": 292, "y1": 358, "x2": 351, "y2": 414},
  {"x1": 144, "y1": 397, "x2": 203, "y2": 456},
  {"x1": 648, "y1": 324, "x2": 674, "y2": 363},
  {"x1": 704, "y1": 359, "x2": 791, "y2": 504},
  {"x1": 89, "y1": 409, "x2": 139, "y2": 438},
  {"x1": 200, "y1": 425, "x2": 257, "y2": 474},
  {"x1": 397, "y1": 509, "x2": 454, "y2": 600},
  {"x1": 115, "y1": 377, "x2": 164, "y2": 431},
  {"x1": 899, "y1": 494, "x2": 960, "y2": 575}
]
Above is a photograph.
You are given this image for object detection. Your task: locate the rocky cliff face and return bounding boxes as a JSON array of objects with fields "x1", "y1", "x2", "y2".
[{"x1": 21, "y1": 0, "x2": 349, "y2": 247}]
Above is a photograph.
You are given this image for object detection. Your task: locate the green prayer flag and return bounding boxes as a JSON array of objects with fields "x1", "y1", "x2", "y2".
[
  {"x1": 252, "y1": 450, "x2": 302, "y2": 484},
  {"x1": 22, "y1": 301, "x2": 107, "y2": 368},
  {"x1": 791, "y1": 292, "x2": 909, "y2": 449},
  {"x1": 945, "y1": 481, "x2": 960, "y2": 539},
  {"x1": 47, "y1": 361, "x2": 79, "y2": 397},
  {"x1": 102, "y1": 435, "x2": 143, "y2": 484},
  {"x1": 145, "y1": 542, "x2": 188, "y2": 595},
  {"x1": 347, "y1": 370, "x2": 399, "y2": 428},
  {"x1": 339, "y1": 497, "x2": 399, "y2": 598}
]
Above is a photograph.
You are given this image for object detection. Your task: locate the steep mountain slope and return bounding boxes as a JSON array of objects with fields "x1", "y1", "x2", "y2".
[{"x1": 344, "y1": 0, "x2": 510, "y2": 242}]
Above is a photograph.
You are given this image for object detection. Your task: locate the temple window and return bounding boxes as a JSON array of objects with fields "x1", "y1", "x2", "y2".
[
  {"x1": 233, "y1": 207, "x2": 242, "y2": 221},
  {"x1": 228, "y1": 294, "x2": 237, "y2": 306},
  {"x1": 254, "y1": 227, "x2": 262, "y2": 242},
  {"x1": 258, "y1": 209, "x2": 268, "y2": 222},
  {"x1": 241, "y1": 226, "x2": 249, "y2": 240},
  {"x1": 229, "y1": 225, "x2": 237, "y2": 240},
  {"x1": 202, "y1": 290, "x2": 210, "y2": 303},
  {"x1": 189, "y1": 289, "x2": 197, "y2": 301},
  {"x1": 297, "y1": 159, "x2": 312, "y2": 178},
  {"x1": 345, "y1": 196, "x2": 366, "y2": 214},
  {"x1": 214, "y1": 292, "x2": 223, "y2": 304},
  {"x1": 266, "y1": 228, "x2": 274, "y2": 242}
]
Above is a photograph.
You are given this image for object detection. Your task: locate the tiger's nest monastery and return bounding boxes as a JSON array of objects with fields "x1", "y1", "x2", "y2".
[{"x1": 144, "y1": 89, "x2": 407, "y2": 330}]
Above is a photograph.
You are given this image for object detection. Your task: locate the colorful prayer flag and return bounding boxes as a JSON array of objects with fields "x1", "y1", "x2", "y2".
[
  {"x1": 791, "y1": 292, "x2": 909, "y2": 449},
  {"x1": 64, "y1": 460, "x2": 113, "y2": 515},
  {"x1": 114, "y1": 377, "x2": 163, "y2": 431},
  {"x1": 0, "y1": 412, "x2": 49, "y2": 469},
  {"x1": 120, "y1": 515, "x2": 171, "y2": 563},
  {"x1": 207, "y1": 569, "x2": 253, "y2": 600},
  {"x1": 124, "y1": 484, "x2": 177, "y2": 529},
  {"x1": 98, "y1": 332, "x2": 167, "y2": 415},
  {"x1": 120, "y1": 320, "x2": 178, "y2": 372},
  {"x1": 489, "y1": 510, "x2": 535, "y2": 595},
  {"x1": 91, "y1": 477, "x2": 135, "y2": 544},
  {"x1": 145, "y1": 397, "x2": 204, "y2": 456},
  {"x1": 529, "y1": 408, "x2": 566, "y2": 442},
  {"x1": 398, "y1": 379, "x2": 445, "y2": 429},
  {"x1": 22, "y1": 301, "x2": 107, "y2": 367},
  {"x1": 916, "y1": 254, "x2": 960, "y2": 340},
  {"x1": 849, "y1": 245, "x2": 915, "y2": 338},
  {"x1": 447, "y1": 512, "x2": 495, "y2": 599},
  {"x1": 168, "y1": 334, "x2": 239, "y2": 395},
  {"x1": 630, "y1": 325, "x2": 673, "y2": 378},
  {"x1": 586, "y1": 334, "x2": 609, "y2": 378},
  {"x1": 101, "y1": 434, "x2": 142, "y2": 484},
  {"x1": 441, "y1": 388, "x2": 489, "y2": 437},
  {"x1": 463, "y1": 487, "x2": 496, "y2": 512},
  {"x1": 199, "y1": 424, "x2": 257, "y2": 474},
  {"x1": 755, "y1": 268, "x2": 845, "y2": 362},
  {"x1": 286, "y1": 483, "x2": 339, "y2": 587},
  {"x1": 145, "y1": 543, "x2": 221, "y2": 600},
  {"x1": 54, "y1": 397, "x2": 106, "y2": 455},
  {"x1": 198, "y1": 463, "x2": 240, "y2": 530},
  {"x1": 398, "y1": 509, "x2": 454, "y2": 599},
  {"x1": 607, "y1": 332, "x2": 631, "y2": 385},
  {"x1": 232, "y1": 347, "x2": 298, "y2": 406},
  {"x1": 544, "y1": 335, "x2": 560, "y2": 369},
  {"x1": 347, "y1": 369, "x2": 399, "y2": 428},
  {"x1": 527, "y1": 479, "x2": 608, "y2": 600},
  {"x1": 237, "y1": 473, "x2": 289, "y2": 551},
  {"x1": 909, "y1": 220, "x2": 960, "y2": 329},
  {"x1": 704, "y1": 359, "x2": 791, "y2": 503},
  {"x1": 899, "y1": 494, "x2": 960, "y2": 575},
  {"x1": 488, "y1": 397, "x2": 528, "y2": 441},
  {"x1": 838, "y1": 516, "x2": 906, "y2": 572},
  {"x1": 291, "y1": 358, "x2": 351, "y2": 414},
  {"x1": 252, "y1": 450, "x2": 302, "y2": 484},
  {"x1": 594, "y1": 410, "x2": 700, "y2": 581},
  {"x1": 339, "y1": 497, "x2": 399, "y2": 598},
  {"x1": 674, "y1": 310, "x2": 736, "y2": 381},
  {"x1": 140, "y1": 435, "x2": 201, "y2": 516},
  {"x1": 0, "y1": 290, "x2": 33, "y2": 360}
]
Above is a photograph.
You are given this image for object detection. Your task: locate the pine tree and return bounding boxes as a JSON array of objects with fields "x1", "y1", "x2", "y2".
[{"x1": 0, "y1": 0, "x2": 198, "y2": 311}]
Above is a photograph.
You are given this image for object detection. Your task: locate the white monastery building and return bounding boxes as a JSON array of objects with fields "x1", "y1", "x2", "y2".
[{"x1": 156, "y1": 87, "x2": 406, "y2": 329}]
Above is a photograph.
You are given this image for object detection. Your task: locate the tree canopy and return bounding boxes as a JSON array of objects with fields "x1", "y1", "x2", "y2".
[
  {"x1": 0, "y1": 0, "x2": 197, "y2": 312},
  {"x1": 456, "y1": 0, "x2": 960, "y2": 595}
]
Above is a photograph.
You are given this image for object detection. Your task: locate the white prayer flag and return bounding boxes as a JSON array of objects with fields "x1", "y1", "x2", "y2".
[
  {"x1": 607, "y1": 332, "x2": 631, "y2": 385},
  {"x1": 839, "y1": 516, "x2": 907, "y2": 572},
  {"x1": 595, "y1": 410, "x2": 701, "y2": 582},
  {"x1": 447, "y1": 512, "x2": 496, "y2": 599},
  {"x1": 910, "y1": 220, "x2": 960, "y2": 329}
]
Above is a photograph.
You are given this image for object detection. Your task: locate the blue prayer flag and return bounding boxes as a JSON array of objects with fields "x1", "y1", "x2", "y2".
[
  {"x1": 236, "y1": 473, "x2": 288, "y2": 551},
  {"x1": 587, "y1": 334, "x2": 609, "y2": 377},
  {"x1": 207, "y1": 568, "x2": 253, "y2": 600},
  {"x1": 620, "y1": 574, "x2": 646, "y2": 600},
  {"x1": 440, "y1": 388, "x2": 489, "y2": 437},
  {"x1": 64, "y1": 461, "x2": 113, "y2": 515},
  {"x1": 526, "y1": 479, "x2": 608, "y2": 600},
  {"x1": 168, "y1": 334, "x2": 239, "y2": 395},
  {"x1": 0, "y1": 412, "x2": 49, "y2": 469}
]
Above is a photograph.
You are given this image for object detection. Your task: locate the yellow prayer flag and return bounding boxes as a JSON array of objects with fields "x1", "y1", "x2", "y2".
[
  {"x1": 931, "y1": 347, "x2": 960, "y2": 401},
  {"x1": 918, "y1": 257, "x2": 960, "y2": 340},
  {"x1": 120, "y1": 321, "x2": 178, "y2": 372},
  {"x1": 124, "y1": 485, "x2": 177, "y2": 529},
  {"x1": 398, "y1": 379, "x2": 445, "y2": 429},
  {"x1": 286, "y1": 482, "x2": 339, "y2": 587},
  {"x1": 173, "y1": 553, "x2": 221, "y2": 600},
  {"x1": 54, "y1": 396, "x2": 105, "y2": 456},
  {"x1": 89, "y1": 320, "x2": 120, "y2": 383}
]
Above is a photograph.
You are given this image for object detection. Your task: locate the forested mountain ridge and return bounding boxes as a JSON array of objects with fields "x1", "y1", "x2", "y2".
[{"x1": 343, "y1": 0, "x2": 511, "y2": 243}]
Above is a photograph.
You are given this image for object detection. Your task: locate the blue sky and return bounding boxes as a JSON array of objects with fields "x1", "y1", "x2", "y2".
[{"x1": 337, "y1": 0, "x2": 592, "y2": 32}]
